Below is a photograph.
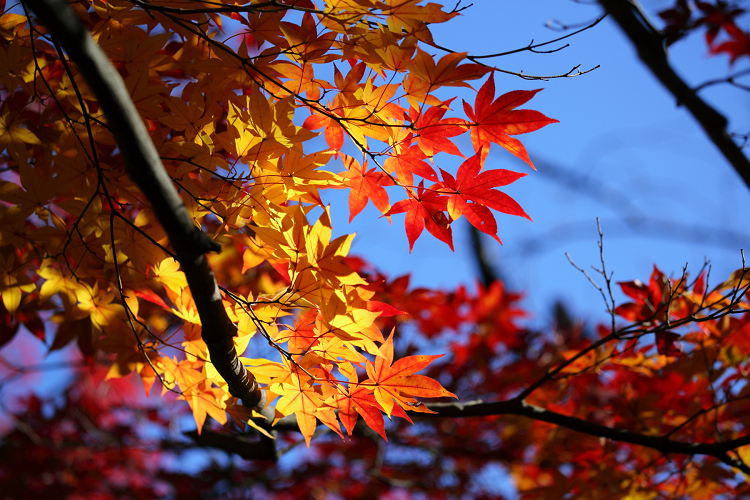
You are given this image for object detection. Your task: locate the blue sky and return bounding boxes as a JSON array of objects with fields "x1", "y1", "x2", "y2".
[{"x1": 321, "y1": 0, "x2": 750, "y2": 327}]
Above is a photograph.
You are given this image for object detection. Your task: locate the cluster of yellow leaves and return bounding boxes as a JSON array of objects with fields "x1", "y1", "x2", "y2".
[{"x1": 0, "y1": 0, "x2": 476, "y2": 444}]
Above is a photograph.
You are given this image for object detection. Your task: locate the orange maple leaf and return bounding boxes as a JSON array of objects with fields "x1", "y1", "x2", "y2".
[
  {"x1": 340, "y1": 154, "x2": 393, "y2": 221},
  {"x1": 363, "y1": 331, "x2": 456, "y2": 417},
  {"x1": 274, "y1": 372, "x2": 327, "y2": 447}
]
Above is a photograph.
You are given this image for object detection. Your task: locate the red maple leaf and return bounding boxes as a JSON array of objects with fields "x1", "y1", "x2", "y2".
[
  {"x1": 710, "y1": 21, "x2": 750, "y2": 63},
  {"x1": 614, "y1": 266, "x2": 670, "y2": 323},
  {"x1": 436, "y1": 153, "x2": 530, "y2": 243},
  {"x1": 463, "y1": 73, "x2": 558, "y2": 168},
  {"x1": 655, "y1": 331, "x2": 682, "y2": 357},
  {"x1": 385, "y1": 181, "x2": 453, "y2": 251},
  {"x1": 409, "y1": 99, "x2": 467, "y2": 158},
  {"x1": 384, "y1": 145, "x2": 438, "y2": 186}
]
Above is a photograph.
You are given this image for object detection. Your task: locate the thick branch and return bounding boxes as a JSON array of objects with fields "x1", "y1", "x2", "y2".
[
  {"x1": 23, "y1": 0, "x2": 261, "y2": 407},
  {"x1": 599, "y1": 0, "x2": 750, "y2": 190},
  {"x1": 210, "y1": 399, "x2": 750, "y2": 473},
  {"x1": 426, "y1": 400, "x2": 750, "y2": 457},
  {"x1": 184, "y1": 430, "x2": 277, "y2": 461},
  {"x1": 468, "y1": 225, "x2": 499, "y2": 287}
]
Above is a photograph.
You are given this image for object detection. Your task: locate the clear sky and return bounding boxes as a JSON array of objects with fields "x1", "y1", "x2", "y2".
[{"x1": 321, "y1": 0, "x2": 750, "y2": 327}]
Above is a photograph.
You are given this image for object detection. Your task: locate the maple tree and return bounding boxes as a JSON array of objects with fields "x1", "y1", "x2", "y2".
[{"x1": 0, "y1": 0, "x2": 750, "y2": 498}]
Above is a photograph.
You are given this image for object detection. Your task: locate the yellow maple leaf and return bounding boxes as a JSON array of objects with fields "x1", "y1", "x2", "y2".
[
  {"x1": 304, "y1": 208, "x2": 366, "y2": 287},
  {"x1": 183, "y1": 381, "x2": 229, "y2": 433},
  {"x1": 0, "y1": 108, "x2": 40, "y2": 164},
  {"x1": 75, "y1": 282, "x2": 125, "y2": 331},
  {"x1": 152, "y1": 257, "x2": 188, "y2": 295},
  {"x1": 37, "y1": 260, "x2": 81, "y2": 304},
  {"x1": 0, "y1": 253, "x2": 34, "y2": 315}
]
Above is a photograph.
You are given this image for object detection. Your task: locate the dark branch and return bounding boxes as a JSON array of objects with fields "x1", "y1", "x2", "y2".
[
  {"x1": 22, "y1": 0, "x2": 262, "y2": 407},
  {"x1": 468, "y1": 225, "x2": 498, "y2": 287},
  {"x1": 425, "y1": 400, "x2": 750, "y2": 460},
  {"x1": 467, "y1": 14, "x2": 607, "y2": 58},
  {"x1": 194, "y1": 397, "x2": 750, "y2": 475},
  {"x1": 184, "y1": 430, "x2": 277, "y2": 461},
  {"x1": 599, "y1": 0, "x2": 750, "y2": 191}
]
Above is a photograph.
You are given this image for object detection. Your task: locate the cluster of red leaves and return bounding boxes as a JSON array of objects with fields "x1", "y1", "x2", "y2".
[
  {"x1": 380, "y1": 73, "x2": 556, "y2": 251},
  {"x1": 659, "y1": 0, "x2": 750, "y2": 62},
  {"x1": 0, "y1": 367, "x2": 170, "y2": 499},
  {"x1": 6, "y1": 259, "x2": 750, "y2": 499}
]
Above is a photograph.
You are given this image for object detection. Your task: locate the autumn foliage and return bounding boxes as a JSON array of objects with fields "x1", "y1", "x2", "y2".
[{"x1": 1, "y1": 0, "x2": 750, "y2": 498}]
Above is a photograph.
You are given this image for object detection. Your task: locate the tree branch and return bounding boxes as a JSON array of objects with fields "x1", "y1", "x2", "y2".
[
  {"x1": 204, "y1": 398, "x2": 750, "y2": 474},
  {"x1": 468, "y1": 225, "x2": 499, "y2": 287},
  {"x1": 22, "y1": 0, "x2": 261, "y2": 407},
  {"x1": 425, "y1": 400, "x2": 750, "y2": 458},
  {"x1": 184, "y1": 430, "x2": 277, "y2": 461},
  {"x1": 599, "y1": 0, "x2": 750, "y2": 190}
]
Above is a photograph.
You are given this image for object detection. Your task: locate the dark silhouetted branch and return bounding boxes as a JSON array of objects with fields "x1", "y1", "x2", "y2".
[
  {"x1": 599, "y1": 0, "x2": 750, "y2": 190},
  {"x1": 469, "y1": 225, "x2": 499, "y2": 287},
  {"x1": 184, "y1": 430, "x2": 277, "y2": 461}
]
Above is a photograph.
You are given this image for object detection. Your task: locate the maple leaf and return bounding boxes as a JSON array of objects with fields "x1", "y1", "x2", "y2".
[
  {"x1": 324, "y1": 363, "x2": 388, "y2": 439},
  {"x1": 384, "y1": 145, "x2": 438, "y2": 185},
  {"x1": 463, "y1": 73, "x2": 558, "y2": 168},
  {"x1": 340, "y1": 154, "x2": 393, "y2": 221},
  {"x1": 279, "y1": 309, "x2": 319, "y2": 354},
  {"x1": 0, "y1": 41, "x2": 37, "y2": 94},
  {"x1": 0, "y1": 155, "x2": 54, "y2": 219},
  {"x1": 181, "y1": 322, "x2": 208, "y2": 362},
  {"x1": 227, "y1": 233, "x2": 275, "y2": 273},
  {"x1": 302, "y1": 207, "x2": 366, "y2": 287},
  {"x1": 275, "y1": 147, "x2": 339, "y2": 205},
  {"x1": 436, "y1": 153, "x2": 531, "y2": 243},
  {"x1": 74, "y1": 283, "x2": 125, "y2": 331},
  {"x1": 302, "y1": 112, "x2": 344, "y2": 152},
  {"x1": 279, "y1": 12, "x2": 337, "y2": 64},
  {"x1": 0, "y1": 253, "x2": 34, "y2": 315},
  {"x1": 382, "y1": 0, "x2": 457, "y2": 43},
  {"x1": 273, "y1": 372, "x2": 326, "y2": 447},
  {"x1": 37, "y1": 260, "x2": 80, "y2": 304},
  {"x1": 363, "y1": 332, "x2": 455, "y2": 417},
  {"x1": 406, "y1": 48, "x2": 489, "y2": 90},
  {"x1": 160, "y1": 93, "x2": 214, "y2": 142},
  {"x1": 151, "y1": 258, "x2": 188, "y2": 295},
  {"x1": 97, "y1": 325, "x2": 149, "y2": 379},
  {"x1": 614, "y1": 266, "x2": 671, "y2": 323},
  {"x1": 409, "y1": 100, "x2": 467, "y2": 158},
  {"x1": 385, "y1": 181, "x2": 453, "y2": 251},
  {"x1": 184, "y1": 381, "x2": 229, "y2": 434},
  {"x1": 710, "y1": 21, "x2": 750, "y2": 63},
  {"x1": 655, "y1": 331, "x2": 682, "y2": 357}
]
